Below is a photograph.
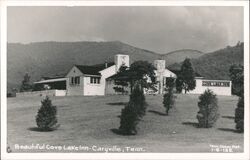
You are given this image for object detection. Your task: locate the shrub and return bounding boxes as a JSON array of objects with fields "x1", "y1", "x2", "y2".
[
  {"x1": 163, "y1": 77, "x2": 176, "y2": 115},
  {"x1": 165, "y1": 77, "x2": 175, "y2": 92},
  {"x1": 235, "y1": 95, "x2": 244, "y2": 132},
  {"x1": 129, "y1": 84, "x2": 146, "y2": 118},
  {"x1": 36, "y1": 96, "x2": 58, "y2": 131},
  {"x1": 119, "y1": 103, "x2": 139, "y2": 135},
  {"x1": 196, "y1": 89, "x2": 219, "y2": 128},
  {"x1": 229, "y1": 64, "x2": 243, "y2": 96},
  {"x1": 7, "y1": 93, "x2": 13, "y2": 97},
  {"x1": 119, "y1": 84, "x2": 145, "y2": 135},
  {"x1": 163, "y1": 90, "x2": 175, "y2": 115}
]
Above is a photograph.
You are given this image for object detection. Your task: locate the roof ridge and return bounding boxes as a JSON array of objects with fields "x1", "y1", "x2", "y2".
[{"x1": 73, "y1": 62, "x2": 115, "y2": 76}]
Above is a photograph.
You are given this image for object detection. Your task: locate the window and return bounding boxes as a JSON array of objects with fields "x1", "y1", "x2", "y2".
[
  {"x1": 90, "y1": 77, "x2": 101, "y2": 84},
  {"x1": 70, "y1": 76, "x2": 80, "y2": 85}
]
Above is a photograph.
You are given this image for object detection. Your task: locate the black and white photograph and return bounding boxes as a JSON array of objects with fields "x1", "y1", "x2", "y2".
[{"x1": 1, "y1": 0, "x2": 249, "y2": 159}]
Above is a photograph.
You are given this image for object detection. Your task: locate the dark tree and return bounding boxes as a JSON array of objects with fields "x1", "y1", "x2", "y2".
[
  {"x1": 229, "y1": 64, "x2": 244, "y2": 132},
  {"x1": 129, "y1": 82, "x2": 146, "y2": 118},
  {"x1": 163, "y1": 77, "x2": 176, "y2": 115},
  {"x1": 115, "y1": 61, "x2": 156, "y2": 135},
  {"x1": 113, "y1": 65, "x2": 129, "y2": 94},
  {"x1": 119, "y1": 104, "x2": 139, "y2": 135},
  {"x1": 20, "y1": 73, "x2": 33, "y2": 92},
  {"x1": 235, "y1": 95, "x2": 244, "y2": 132},
  {"x1": 175, "y1": 77, "x2": 183, "y2": 93},
  {"x1": 163, "y1": 91, "x2": 175, "y2": 115},
  {"x1": 165, "y1": 77, "x2": 175, "y2": 92},
  {"x1": 36, "y1": 96, "x2": 59, "y2": 131},
  {"x1": 129, "y1": 61, "x2": 156, "y2": 90},
  {"x1": 113, "y1": 61, "x2": 156, "y2": 93},
  {"x1": 229, "y1": 64, "x2": 244, "y2": 96},
  {"x1": 119, "y1": 84, "x2": 145, "y2": 135},
  {"x1": 176, "y1": 58, "x2": 196, "y2": 93},
  {"x1": 196, "y1": 89, "x2": 219, "y2": 128}
]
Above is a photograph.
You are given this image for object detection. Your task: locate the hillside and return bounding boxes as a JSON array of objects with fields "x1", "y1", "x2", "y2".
[
  {"x1": 163, "y1": 49, "x2": 204, "y2": 66},
  {"x1": 168, "y1": 43, "x2": 244, "y2": 80},
  {"x1": 7, "y1": 41, "x2": 160, "y2": 92},
  {"x1": 7, "y1": 40, "x2": 240, "y2": 93}
]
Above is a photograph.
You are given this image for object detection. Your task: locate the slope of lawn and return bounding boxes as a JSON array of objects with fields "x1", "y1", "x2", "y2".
[{"x1": 7, "y1": 94, "x2": 243, "y2": 153}]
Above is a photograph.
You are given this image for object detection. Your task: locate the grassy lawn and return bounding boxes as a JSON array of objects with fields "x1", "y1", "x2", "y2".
[{"x1": 7, "y1": 94, "x2": 243, "y2": 153}]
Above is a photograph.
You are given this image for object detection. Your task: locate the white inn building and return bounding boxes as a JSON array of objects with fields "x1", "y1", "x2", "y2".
[
  {"x1": 16, "y1": 54, "x2": 232, "y2": 97},
  {"x1": 184, "y1": 77, "x2": 231, "y2": 96}
]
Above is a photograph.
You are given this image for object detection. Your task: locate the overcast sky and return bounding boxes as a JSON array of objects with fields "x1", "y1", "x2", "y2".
[{"x1": 7, "y1": 6, "x2": 243, "y2": 53}]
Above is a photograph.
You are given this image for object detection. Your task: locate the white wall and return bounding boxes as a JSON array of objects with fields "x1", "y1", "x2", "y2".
[
  {"x1": 66, "y1": 77, "x2": 84, "y2": 96},
  {"x1": 100, "y1": 65, "x2": 116, "y2": 95},
  {"x1": 66, "y1": 66, "x2": 84, "y2": 96},
  {"x1": 83, "y1": 77, "x2": 104, "y2": 96},
  {"x1": 16, "y1": 90, "x2": 66, "y2": 97},
  {"x1": 83, "y1": 65, "x2": 116, "y2": 96},
  {"x1": 55, "y1": 90, "x2": 66, "y2": 96},
  {"x1": 66, "y1": 65, "x2": 117, "y2": 96},
  {"x1": 185, "y1": 78, "x2": 232, "y2": 96}
]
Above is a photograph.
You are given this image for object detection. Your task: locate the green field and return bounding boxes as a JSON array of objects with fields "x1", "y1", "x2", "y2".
[{"x1": 7, "y1": 94, "x2": 243, "y2": 153}]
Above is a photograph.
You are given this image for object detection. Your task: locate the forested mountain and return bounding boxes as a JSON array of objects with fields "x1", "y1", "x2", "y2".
[
  {"x1": 168, "y1": 42, "x2": 244, "y2": 80},
  {"x1": 7, "y1": 41, "x2": 242, "y2": 93},
  {"x1": 7, "y1": 41, "x2": 158, "y2": 91}
]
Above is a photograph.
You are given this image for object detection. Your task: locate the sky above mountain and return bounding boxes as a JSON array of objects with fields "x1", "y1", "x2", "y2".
[{"x1": 8, "y1": 6, "x2": 243, "y2": 53}]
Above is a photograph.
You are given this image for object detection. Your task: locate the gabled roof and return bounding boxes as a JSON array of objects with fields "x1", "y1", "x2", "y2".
[{"x1": 75, "y1": 62, "x2": 115, "y2": 76}]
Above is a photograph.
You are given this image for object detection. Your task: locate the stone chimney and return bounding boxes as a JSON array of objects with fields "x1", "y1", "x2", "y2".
[
  {"x1": 154, "y1": 59, "x2": 166, "y2": 72},
  {"x1": 154, "y1": 59, "x2": 166, "y2": 94},
  {"x1": 114, "y1": 54, "x2": 129, "y2": 72}
]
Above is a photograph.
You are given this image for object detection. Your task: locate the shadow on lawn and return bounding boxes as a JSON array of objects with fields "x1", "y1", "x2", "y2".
[
  {"x1": 148, "y1": 110, "x2": 167, "y2": 116},
  {"x1": 110, "y1": 128, "x2": 122, "y2": 135},
  {"x1": 106, "y1": 102, "x2": 127, "y2": 106},
  {"x1": 28, "y1": 127, "x2": 55, "y2": 132},
  {"x1": 110, "y1": 128, "x2": 136, "y2": 136},
  {"x1": 182, "y1": 122, "x2": 199, "y2": 128},
  {"x1": 218, "y1": 128, "x2": 239, "y2": 133},
  {"x1": 221, "y1": 115, "x2": 235, "y2": 120}
]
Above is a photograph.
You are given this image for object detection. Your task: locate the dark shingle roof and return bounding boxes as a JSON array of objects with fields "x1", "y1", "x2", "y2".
[{"x1": 75, "y1": 62, "x2": 115, "y2": 76}]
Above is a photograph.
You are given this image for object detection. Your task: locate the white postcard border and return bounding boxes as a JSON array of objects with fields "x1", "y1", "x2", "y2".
[{"x1": 1, "y1": 1, "x2": 249, "y2": 160}]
